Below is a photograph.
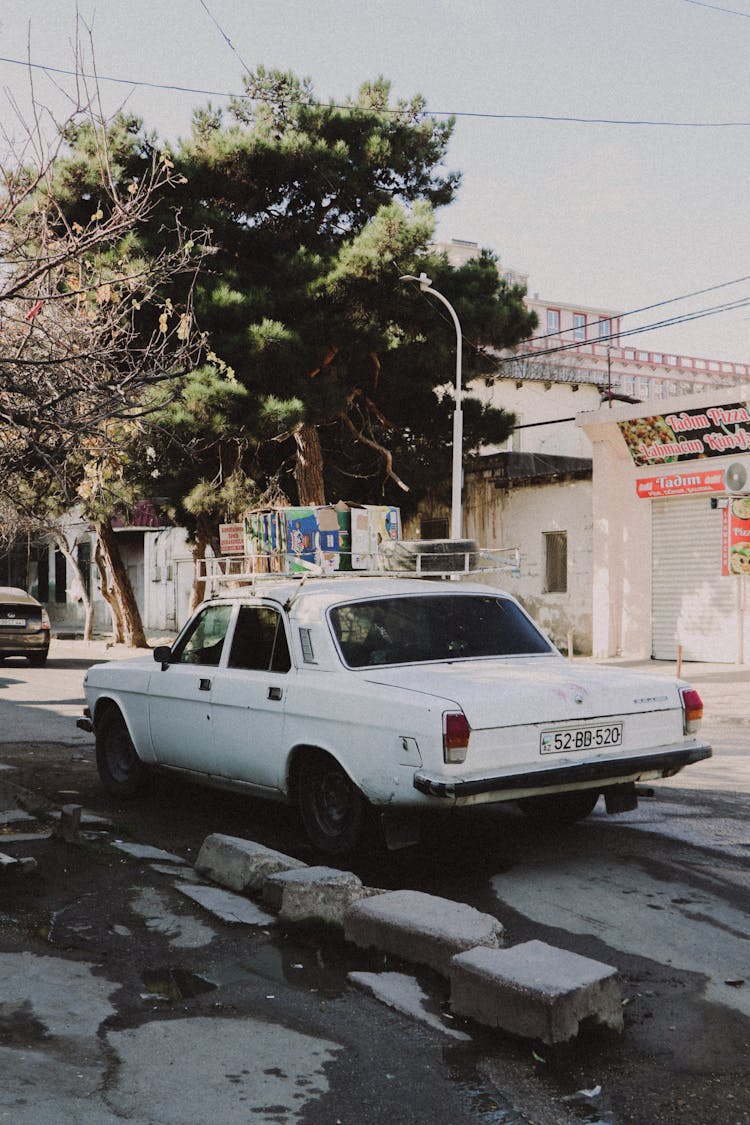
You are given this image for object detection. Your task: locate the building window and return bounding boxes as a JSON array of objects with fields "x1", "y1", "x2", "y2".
[
  {"x1": 546, "y1": 308, "x2": 560, "y2": 334},
  {"x1": 623, "y1": 375, "x2": 636, "y2": 396},
  {"x1": 598, "y1": 318, "x2": 611, "y2": 339},
  {"x1": 638, "y1": 377, "x2": 651, "y2": 398},
  {"x1": 573, "y1": 313, "x2": 586, "y2": 340},
  {"x1": 544, "y1": 531, "x2": 567, "y2": 593}
]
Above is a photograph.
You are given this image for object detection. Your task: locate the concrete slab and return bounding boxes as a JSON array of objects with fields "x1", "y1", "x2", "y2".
[
  {"x1": 195, "y1": 833, "x2": 307, "y2": 893},
  {"x1": 349, "y1": 971, "x2": 472, "y2": 1042},
  {"x1": 0, "y1": 851, "x2": 37, "y2": 874},
  {"x1": 264, "y1": 865, "x2": 366, "y2": 926},
  {"x1": 113, "y1": 841, "x2": 188, "y2": 864},
  {"x1": 344, "y1": 889, "x2": 505, "y2": 975},
  {"x1": 176, "y1": 882, "x2": 276, "y2": 926},
  {"x1": 449, "y1": 940, "x2": 623, "y2": 1044},
  {"x1": 0, "y1": 808, "x2": 36, "y2": 826}
]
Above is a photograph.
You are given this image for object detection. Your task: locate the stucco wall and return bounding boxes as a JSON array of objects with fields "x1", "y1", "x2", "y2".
[{"x1": 472, "y1": 377, "x2": 602, "y2": 459}]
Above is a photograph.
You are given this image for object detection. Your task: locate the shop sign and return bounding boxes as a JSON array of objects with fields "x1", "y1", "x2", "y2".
[
  {"x1": 723, "y1": 499, "x2": 750, "y2": 575},
  {"x1": 636, "y1": 468, "x2": 725, "y2": 498},
  {"x1": 619, "y1": 402, "x2": 750, "y2": 466},
  {"x1": 219, "y1": 523, "x2": 245, "y2": 554}
]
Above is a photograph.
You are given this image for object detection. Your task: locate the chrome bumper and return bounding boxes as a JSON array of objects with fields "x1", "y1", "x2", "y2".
[{"x1": 413, "y1": 741, "x2": 712, "y2": 800}]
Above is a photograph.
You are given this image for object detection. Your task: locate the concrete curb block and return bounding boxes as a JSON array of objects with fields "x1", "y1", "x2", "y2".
[
  {"x1": 195, "y1": 833, "x2": 307, "y2": 893},
  {"x1": 191, "y1": 834, "x2": 623, "y2": 1044},
  {"x1": 263, "y1": 865, "x2": 369, "y2": 927},
  {"x1": 343, "y1": 888, "x2": 506, "y2": 976},
  {"x1": 449, "y1": 940, "x2": 623, "y2": 1045}
]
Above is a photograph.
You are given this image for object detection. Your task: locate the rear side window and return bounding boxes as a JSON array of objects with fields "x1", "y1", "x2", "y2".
[
  {"x1": 330, "y1": 594, "x2": 552, "y2": 668},
  {"x1": 228, "y1": 605, "x2": 291, "y2": 673}
]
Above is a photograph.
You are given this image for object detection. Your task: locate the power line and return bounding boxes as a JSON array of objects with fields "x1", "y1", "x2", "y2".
[
  {"x1": 197, "y1": 0, "x2": 253, "y2": 80},
  {"x1": 678, "y1": 0, "x2": 750, "y2": 16},
  {"x1": 2, "y1": 53, "x2": 750, "y2": 129},
  {"x1": 492, "y1": 295, "x2": 750, "y2": 374},
  {"x1": 520, "y1": 273, "x2": 750, "y2": 349}
]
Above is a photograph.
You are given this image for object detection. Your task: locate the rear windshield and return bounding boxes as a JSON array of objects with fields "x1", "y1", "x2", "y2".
[{"x1": 330, "y1": 594, "x2": 553, "y2": 668}]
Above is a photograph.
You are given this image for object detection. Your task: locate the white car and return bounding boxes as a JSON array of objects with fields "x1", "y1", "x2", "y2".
[{"x1": 79, "y1": 575, "x2": 710, "y2": 854}]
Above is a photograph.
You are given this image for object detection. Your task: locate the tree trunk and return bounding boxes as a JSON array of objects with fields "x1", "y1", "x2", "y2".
[
  {"x1": 94, "y1": 537, "x2": 124, "y2": 644},
  {"x1": 94, "y1": 519, "x2": 149, "y2": 648},
  {"x1": 51, "y1": 531, "x2": 96, "y2": 641},
  {"x1": 188, "y1": 517, "x2": 213, "y2": 613},
  {"x1": 294, "y1": 422, "x2": 326, "y2": 506}
]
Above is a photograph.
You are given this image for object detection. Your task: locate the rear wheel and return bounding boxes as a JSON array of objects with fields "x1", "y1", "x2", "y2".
[
  {"x1": 518, "y1": 789, "x2": 600, "y2": 825},
  {"x1": 297, "y1": 752, "x2": 366, "y2": 855},
  {"x1": 28, "y1": 653, "x2": 48, "y2": 667},
  {"x1": 96, "y1": 709, "x2": 147, "y2": 798}
]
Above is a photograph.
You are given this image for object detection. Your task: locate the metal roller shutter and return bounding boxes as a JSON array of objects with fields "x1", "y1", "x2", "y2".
[{"x1": 651, "y1": 495, "x2": 738, "y2": 662}]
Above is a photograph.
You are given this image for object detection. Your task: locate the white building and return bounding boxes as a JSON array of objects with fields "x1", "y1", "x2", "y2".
[{"x1": 417, "y1": 241, "x2": 749, "y2": 658}]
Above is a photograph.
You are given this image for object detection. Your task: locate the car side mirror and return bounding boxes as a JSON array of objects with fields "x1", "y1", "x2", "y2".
[{"x1": 153, "y1": 645, "x2": 173, "y2": 669}]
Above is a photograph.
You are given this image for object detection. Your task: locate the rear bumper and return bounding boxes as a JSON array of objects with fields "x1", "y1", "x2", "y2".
[
  {"x1": 413, "y1": 741, "x2": 712, "y2": 801},
  {"x1": 0, "y1": 632, "x2": 50, "y2": 657}
]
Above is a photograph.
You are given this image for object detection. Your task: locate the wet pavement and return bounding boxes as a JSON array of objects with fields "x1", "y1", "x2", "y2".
[{"x1": 1, "y1": 639, "x2": 749, "y2": 1123}]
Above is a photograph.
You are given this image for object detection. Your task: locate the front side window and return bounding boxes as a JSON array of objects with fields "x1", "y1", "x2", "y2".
[
  {"x1": 228, "y1": 605, "x2": 291, "y2": 673},
  {"x1": 172, "y1": 603, "x2": 233, "y2": 666},
  {"x1": 330, "y1": 594, "x2": 552, "y2": 668}
]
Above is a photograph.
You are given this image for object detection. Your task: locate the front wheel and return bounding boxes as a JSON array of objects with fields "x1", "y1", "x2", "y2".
[
  {"x1": 96, "y1": 709, "x2": 148, "y2": 798},
  {"x1": 517, "y1": 789, "x2": 600, "y2": 825},
  {"x1": 296, "y1": 752, "x2": 366, "y2": 855}
]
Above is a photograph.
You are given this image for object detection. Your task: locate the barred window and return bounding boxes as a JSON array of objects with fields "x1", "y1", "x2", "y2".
[{"x1": 544, "y1": 532, "x2": 567, "y2": 593}]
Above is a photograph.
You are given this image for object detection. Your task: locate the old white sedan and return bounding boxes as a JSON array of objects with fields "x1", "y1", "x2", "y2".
[{"x1": 79, "y1": 575, "x2": 710, "y2": 853}]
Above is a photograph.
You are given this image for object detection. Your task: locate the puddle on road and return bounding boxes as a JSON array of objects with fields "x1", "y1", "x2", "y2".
[
  {"x1": 141, "y1": 966, "x2": 217, "y2": 1002},
  {"x1": 203, "y1": 931, "x2": 382, "y2": 998}
]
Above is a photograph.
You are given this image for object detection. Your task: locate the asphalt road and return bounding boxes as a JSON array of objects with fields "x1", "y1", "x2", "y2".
[{"x1": 1, "y1": 640, "x2": 749, "y2": 1125}]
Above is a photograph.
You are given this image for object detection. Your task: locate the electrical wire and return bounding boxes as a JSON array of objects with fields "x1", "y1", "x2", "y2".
[
  {"x1": 513, "y1": 273, "x2": 750, "y2": 350},
  {"x1": 678, "y1": 0, "x2": 750, "y2": 16},
  {"x1": 2, "y1": 53, "x2": 750, "y2": 129}
]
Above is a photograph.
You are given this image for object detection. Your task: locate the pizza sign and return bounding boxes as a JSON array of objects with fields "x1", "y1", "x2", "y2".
[{"x1": 619, "y1": 403, "x2": 750, "y2": 466}]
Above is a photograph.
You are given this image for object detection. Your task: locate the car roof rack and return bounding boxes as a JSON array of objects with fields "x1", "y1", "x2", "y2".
[{"x1": 198, "y1": 543, "x2": 521, "y2": 598}]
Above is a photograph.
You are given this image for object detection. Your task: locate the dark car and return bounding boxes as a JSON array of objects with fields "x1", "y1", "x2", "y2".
[{"x1": 0, "y1": 586, "x2": 51, "y2": 666}]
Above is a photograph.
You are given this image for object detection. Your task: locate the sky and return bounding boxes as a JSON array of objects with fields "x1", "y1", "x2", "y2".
[{"x1": 1, "y1": 0, "x2": 749, "y2": 363}]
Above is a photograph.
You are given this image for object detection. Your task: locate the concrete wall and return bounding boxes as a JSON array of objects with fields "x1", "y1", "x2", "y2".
[{"x1": 473, "y1": 378, "x2": 602, "y2": 459}]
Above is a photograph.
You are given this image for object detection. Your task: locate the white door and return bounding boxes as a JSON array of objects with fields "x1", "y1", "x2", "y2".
[
  {"x1": 209, "y1": 603, "x2": 291, "y2": 792},
  {"x1": 148, "y1": 602, "x2": 234, "y2": 769}
]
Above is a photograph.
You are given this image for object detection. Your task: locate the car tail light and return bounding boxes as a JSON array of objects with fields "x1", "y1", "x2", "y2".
[
  {"x1": 443, "y1": 711, "x2": 470, "y2": 764},
  {"x1": 41, "y1": 609, "x2": 51, "y2": 631},
  {"x1": 680, "y1": 688, "x2": 703, "y2": 734}
]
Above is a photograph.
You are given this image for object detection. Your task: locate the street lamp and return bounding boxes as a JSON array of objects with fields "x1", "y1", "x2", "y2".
[{"x1": 400, "y1": 272, "x2": 464, "y2": 539}]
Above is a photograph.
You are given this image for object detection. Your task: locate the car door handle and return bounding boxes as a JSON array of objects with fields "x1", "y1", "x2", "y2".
[
  {"x1": 199, "y1": 678, "x2": 211, "y2": 691},
  {"x1": 267, "y1": 686, "x2": 283, "y2": 701}
]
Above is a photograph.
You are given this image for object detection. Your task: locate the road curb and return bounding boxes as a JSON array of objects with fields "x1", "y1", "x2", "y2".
[{"x1": 194, "y1": 832, "x2": 623, "y2": 1045}]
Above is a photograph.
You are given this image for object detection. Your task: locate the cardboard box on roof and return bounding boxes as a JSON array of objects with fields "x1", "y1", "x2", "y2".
[
  {"x1": 243, "y1": 502, "x2": 400, "y2": 573},
  {"x1": 349, "y1": 505, "x2": 401, "y2": 569}
]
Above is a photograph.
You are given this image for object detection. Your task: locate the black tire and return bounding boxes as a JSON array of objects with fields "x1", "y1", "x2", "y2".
[
  {"x1": 95, "y1": 708, "x2": 147, "y2": 798},
  {"x1": 296, "y1": 752, "x2": 366, "y2": 855},
  {"x1": 28, "y1": 653, "x2": 48, "y2": 668},
  {"x1": 517, "y1": 789, "x2": 600, "y2": 825}
]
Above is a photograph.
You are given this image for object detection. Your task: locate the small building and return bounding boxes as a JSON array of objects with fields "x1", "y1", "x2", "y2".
[{"x1": 578, "y1": 390, "x2": 750, "y2": 663}]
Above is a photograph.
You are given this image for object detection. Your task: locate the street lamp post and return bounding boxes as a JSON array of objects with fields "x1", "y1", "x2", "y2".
[{"x1": 400, "y1": 272, "x2": 464, "y2": 539}]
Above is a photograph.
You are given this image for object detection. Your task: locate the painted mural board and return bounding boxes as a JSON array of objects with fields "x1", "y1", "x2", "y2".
[
  {"x1": 619, "y1": 402, "x2": 750, "y2": 466},
  {"x1": 722, "y1": 498, "x2": 750, "y2": 575}
]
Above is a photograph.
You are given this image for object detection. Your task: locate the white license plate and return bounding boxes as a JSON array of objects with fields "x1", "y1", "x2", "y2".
[
  {"x1": 1, "y1": 618, "x2": 26, "y2": 628},
  {"x1": 540, "y1": 723, "x2": 623, "y2": 755}
]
